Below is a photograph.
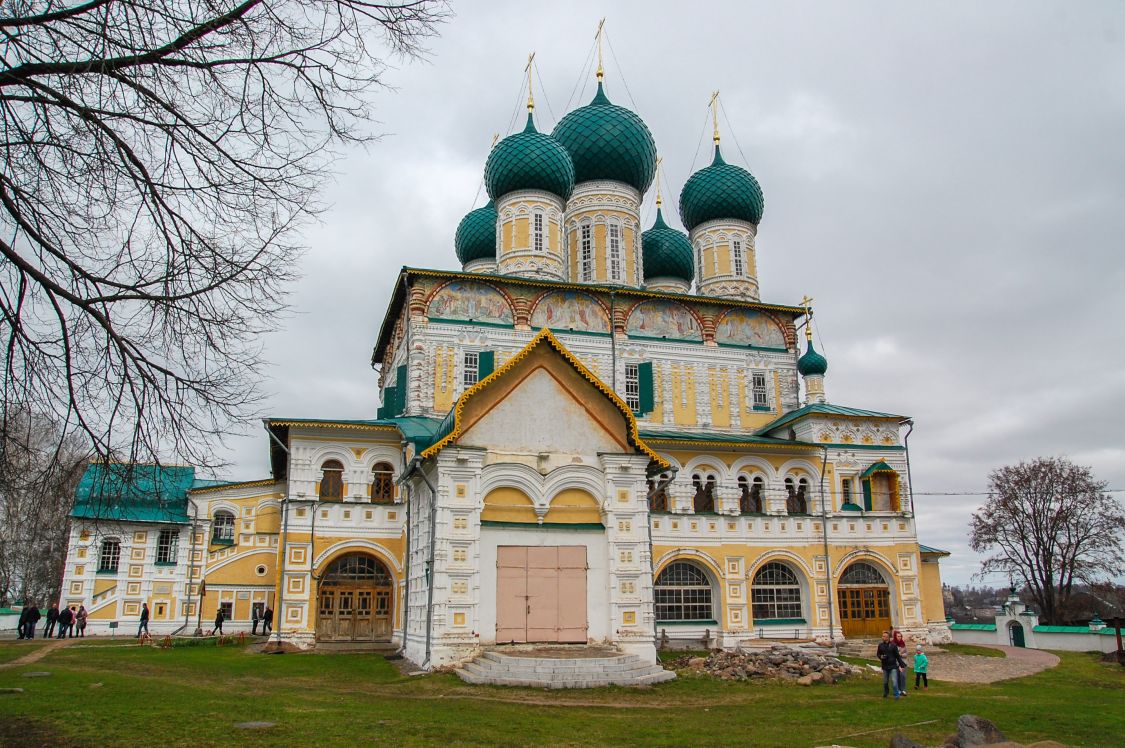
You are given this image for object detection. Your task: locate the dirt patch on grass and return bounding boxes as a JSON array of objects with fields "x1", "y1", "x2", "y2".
[{"x1": 0, "y1": 716, "x2": 80, "y2": 748}]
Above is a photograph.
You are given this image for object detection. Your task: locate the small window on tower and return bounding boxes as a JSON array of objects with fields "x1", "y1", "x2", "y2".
[
  {"x1": 533, "y1": 211, "x2": 545, "y2": 252},
  {"x1": 752, "y1": 371, "x2": 769, "y2": 408},
  {"x1": 463, "y1": 351, "x2": 479, "y2": 389},
  {"x1": 732, "y1": 239, "x2": 744, "y2": 276},
  {"x1": 624, "y1": 363, "x2": 640, "y2": 411},
  {"x1": 608, "y1": 223, "x2": 622, "y2": 282},
  {"x1": 580, "y1": 224, "x2": 593, "y2": 281}
]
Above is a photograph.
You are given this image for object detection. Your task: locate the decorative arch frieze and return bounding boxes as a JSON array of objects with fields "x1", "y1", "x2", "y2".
[{"x1": 312, "y1": 540, "x2": 403, "y2": 576}]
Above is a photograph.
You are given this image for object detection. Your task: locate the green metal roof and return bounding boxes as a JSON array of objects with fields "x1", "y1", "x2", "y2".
[
  {"x1": 552, "y1": 82, "x2": 657, "y2": 193},
  {"x1": 71, "y1": 463, "x2": 199, "y2": 524},
  {"x1": 1032, "y1": 625, "x2": 1089, "y2": 633},
  {"x1": 758, "y1": 403, "x2": 906, "y2": 436},
  {"x1": 860, "y1": 460, "x2": 897, "y2": 479},
  {"x1": 641, "y1": 208, "x2": 694, "y2": 282},
  {"x1": 638, "y1": 428, "x2": 816, "y2": 448},
  {"x1": 454, "y1": 200, "x2": 497, "y2": 265},
  {"x1": 918, "y1": 544, "x2": 951, "y2": 556},
  {"x1": 949, "y1": 623, "x2": 997, "y2": 631},
  {"x1": 485, "y1": 113, "x2": 575, "y2": 201},
  {"x1": 797, "y1": 339, "x2": 828, "y2": 376},
  {"x1": 679, "y1": 145, "x2": 764, "y2": 230},
  {"x1": 386, "y1": 415, "x2": 443, "y2": 452}
]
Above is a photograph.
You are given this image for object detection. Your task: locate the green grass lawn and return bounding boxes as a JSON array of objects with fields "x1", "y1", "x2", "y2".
[
  {"x1": 1, "y1": 641, "x2": 1122, "y2": 747},
  {"x1": 938, "y1": 643, "x2": 1006, "y2": 658},
  {"x1": 0, "y1": 640, "x2": 49, "y2": 664}
]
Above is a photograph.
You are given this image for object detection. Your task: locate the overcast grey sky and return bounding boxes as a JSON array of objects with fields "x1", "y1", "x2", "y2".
[{"x1": 216, "y1": 1, "x2": 1125, "y2": 585}]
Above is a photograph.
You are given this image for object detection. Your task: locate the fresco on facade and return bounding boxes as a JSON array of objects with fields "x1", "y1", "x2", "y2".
[
  {"x1": 626, "y1": 300, "x2": 702, "y2": 340},
  {"x1": 427, "y1": 281, "x2": 513, "y2": 324},
  {"x1": 714, "y1": 309, "x2": 786, "y2": 348},
  {"x1": 529, "y1": 291, "x2": 610, "y2": 333}
]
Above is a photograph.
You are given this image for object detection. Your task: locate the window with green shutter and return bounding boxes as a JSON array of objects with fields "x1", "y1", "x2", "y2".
[
  {"x1": 477, "y1": 350, "x2": 495, "y2": 380},
  {"x1": 637, "y1": 361, "x2": 654, "y2": 414}
]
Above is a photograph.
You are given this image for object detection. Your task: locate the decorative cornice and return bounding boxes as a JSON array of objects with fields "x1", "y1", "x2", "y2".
[{"x1": 189, "y1": 478, "x2": 277, "y2": 495}]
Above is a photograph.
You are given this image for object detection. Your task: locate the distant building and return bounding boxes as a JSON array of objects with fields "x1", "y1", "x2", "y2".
[{"x1": 59, "y1": 59, "x2": 950, "y2": 667}]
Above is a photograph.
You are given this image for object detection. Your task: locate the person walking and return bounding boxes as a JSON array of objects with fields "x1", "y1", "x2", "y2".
[
  {"x1": 56, "y1": 605, "x2": 73, "y2": 639},
  {"x1": 913, "y1": 644, "x2": 929, "y2": 690},
  {"x1": 892, "y1": 629, "x2": 909, "y2": 697},
  {"x1": 262, "y1": 606, "x2": 273, "y2": 636},
  {"x1": 137, "y1": 602, "x2": 150, "y2": 638},
  {"x1": 75, "y1": 605, "x2": 88, "y2": 637},
  {"x1": 212, "y1": 607, "x2": 225, "y2": 636},
  {"x1": 44, "y1": 603, "x2": 59, "y2": 638},
  {"x1": 16, "y1": 605, "x2": 28, "y2": 639},
  {"x1": 251, "y1": 605, "x2": 260, "y2": 636},
  {"x1": 876, "y1": 631, "x2": 905, "y2": 699}
]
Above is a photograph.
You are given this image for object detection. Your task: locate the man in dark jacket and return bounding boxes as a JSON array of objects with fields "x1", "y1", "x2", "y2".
[
  {"x1": 876, "y1": 630, "x2": 905, "y2": 699},
  {"x1": 44, "y1": 603, "x2": 59, "y2": 638},
  {"x1": 55, "y1": 605, "x2": 73, "y2": 639},
  {"x1": 24, "y1": 603, "x2": 41, "y2": 639},
  {"x1": 262, "y1": 606, "x2": 273, "y2": 635}
]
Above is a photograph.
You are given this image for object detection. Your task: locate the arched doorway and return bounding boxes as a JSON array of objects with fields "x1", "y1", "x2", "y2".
[
  {"x1": 1008, "y1": 620, "x2": 1026, "y2": 647},
  {"x1": 316, "y1": 553, "x2": 393, "y2": 642},
  {"x1": 837, "y1": 561, "x2": 892, "y2": 638}
]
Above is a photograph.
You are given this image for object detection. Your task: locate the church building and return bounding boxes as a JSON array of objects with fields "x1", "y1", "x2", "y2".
[{"x1": 58, "y1": 55, "x2": 951, "y2": 669}]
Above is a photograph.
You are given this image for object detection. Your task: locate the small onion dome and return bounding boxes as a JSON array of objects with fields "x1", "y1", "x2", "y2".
[
  {"x1": 454, "y1": 200, "x2": 497, "y2": 265},
  {"x1": 484, "y1": 113, "x2": 575, "y2": 201},
  {"x1": 797, "y1": 339, "x2": 829, "y2": 376},
  {"x1": 552, "y1": 82, "x2": 658, "y2": 194},
  {"x1": 641, "y1": 208, "x2": 694, "y2": 282},
  {"x1": 678, "y1": 145, "x2": 764, "y2": 231}
]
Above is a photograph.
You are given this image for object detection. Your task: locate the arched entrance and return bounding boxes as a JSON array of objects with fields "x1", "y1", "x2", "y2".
[
  {"x1": 316, "y1": 553, "x2": 393, "y2": 642},
  {"x1": 1008, "y1": 620, "x2": 1026, "y2": 647},
  {"x1": 837, "y1": 561, "x2": 892, "y2": 638}
]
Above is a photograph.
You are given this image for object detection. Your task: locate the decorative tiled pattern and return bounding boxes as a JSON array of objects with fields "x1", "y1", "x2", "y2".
[
  {"x1": 679, "y1": 146, "x2": 764, "y2": 230},
  {"x1": 552, "y1": 83, "x2": 657, "y2": 193},
  {"x1": 454, "y1": 201, "x2": 497, "y2": 265},
  {"x1": 641, "y1": 208, "x2": 694, "y2": 281},
  {"x1": 485, "y1": 114, "x2": 575, "y2": 201}
]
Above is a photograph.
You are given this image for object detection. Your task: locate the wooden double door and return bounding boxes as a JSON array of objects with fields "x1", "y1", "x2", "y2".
[
  {"x1": 496, "y1": 546, "x2": 587, "y2": 643},
  {"x1": 316, "y1": 553, "x2": 393, "y2": 642},
  {"x1": 838, "y1": 586, "x2": 892, "y2": 638}
]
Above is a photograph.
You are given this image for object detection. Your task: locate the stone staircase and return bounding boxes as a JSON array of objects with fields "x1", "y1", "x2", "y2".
[
  {"x1": 834, "y1": 638, "x2": 882, "y2": 660},
  {"x1": 457, "y1": 649, "x2": 677, "y2": 689}
]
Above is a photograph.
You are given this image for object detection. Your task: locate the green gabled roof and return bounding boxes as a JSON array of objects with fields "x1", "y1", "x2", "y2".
[
  {"x1": 679, "y1": 145, "x2": 764, "y2": 230},
  {"x1": 71, "y1": 463, "x2": 199, "y2": 524},
  {"x1": 860, "y1": 460, "x2": 897, "y2": 479},
  {"x1": 918, "y1": 544, "x2": 951, "y2": 556},
  {"x1": 454, "y1": 200, "x2": 497, "y2": 265},
  {"x1": 552, "y1": 82, "x2": 657, "y2": 193},
  {"x1": 386, "y1": 415, "x2": 444, "y2": 452},
  {"x1": 758, "y1": 403, "x2": 906, "y2": 436},
  {"x1": 641, "y1": 208, "x2": 694, "y2": 282},
  {"x1": 485, "y1": 113, "x2": 575, "y2": 201},
  {"x1": 638, "y1": 429, "x2": 816, "y2": 449}
]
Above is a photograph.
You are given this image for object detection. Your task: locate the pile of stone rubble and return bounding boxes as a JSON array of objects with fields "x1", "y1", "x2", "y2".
[{"x1": 668, "y1": 645, "x2": 867, "y2": 685}]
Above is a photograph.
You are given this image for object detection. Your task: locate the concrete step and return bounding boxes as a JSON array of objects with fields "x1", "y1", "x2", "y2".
[{"x1": 457, "y1": 650, "x2": 676, "y2": 689}]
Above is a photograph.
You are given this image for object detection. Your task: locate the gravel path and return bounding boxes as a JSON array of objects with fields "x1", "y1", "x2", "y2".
[
  {"x1": 0, "y1": 638, "x2": 72, "y2": 669},
  {"x1": 925, "y1": 645, "x2": 1059, "y2": 684}
]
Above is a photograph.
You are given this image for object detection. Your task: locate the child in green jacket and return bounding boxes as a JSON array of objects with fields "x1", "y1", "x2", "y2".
[{"x1": 913, "y1": 644, "x2": 929, "y2": 689}]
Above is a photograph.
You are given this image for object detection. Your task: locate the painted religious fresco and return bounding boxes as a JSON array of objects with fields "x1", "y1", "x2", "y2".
[
  {"x1": 529, "y1": 291, "x2": 610, "y2": 333},
  {"x1": 626, "y1": 300, "x2": 702, "y2": 341},
  {"x1": 427, "y1": 281, "x2": 513, "y2": 324},
  {"x1": 714, "y1": 309, "x2": 786, "y2": 349}
]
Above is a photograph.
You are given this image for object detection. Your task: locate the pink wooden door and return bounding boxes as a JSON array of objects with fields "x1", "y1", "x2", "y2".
[
  {"x1": 496, "y1": 546, "x2": 528, "y2": 642},
  {"x1": 557, "y1": 546, "x2": 587, "y2": 643},
  {"x1": 526, "y1": 547, "x2": 560, "y2": 641},
  {"x1": 495, "y1": 546, "x2": 588, "y2": 644}
]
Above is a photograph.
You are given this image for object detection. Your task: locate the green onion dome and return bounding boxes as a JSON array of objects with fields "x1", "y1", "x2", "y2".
[
  {"x1": 551, "y1": 82, "x2": 658, "y2": 194},
  {"x1": 484, "y1": 113, "x2": 575, "y2": 201},
  {"x1": 797, "y1": 339, "x2": 828, "y2": 376},
  {"x1": 641, "y1": 208, "x2": 694, "y2": 282},
  {"x1": 454, "y1": 200, "x2": 497, "y2": 265},
  {"x1": 678, "y1": 145, "x2": 764, "y2": 230}
]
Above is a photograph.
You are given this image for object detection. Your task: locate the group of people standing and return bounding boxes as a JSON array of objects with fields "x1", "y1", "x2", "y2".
[
  {"x1": 16, "y1": 603, "x2": 88, "y2": 639},
  {"x1": 876, "y1": 629, "x2": 929, "y2": 699}
]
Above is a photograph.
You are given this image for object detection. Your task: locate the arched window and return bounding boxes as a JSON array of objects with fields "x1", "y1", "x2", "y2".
[
  {"x1": 647, "y1": 473, "x2": 669, "y2": 513},
  {"x1": 692, "y1": 473, "x2": 716, "y2": 513},
  {"x1": 751, "y1": 562, "x2": 803, "y2": 621},
  {"x1": 654, "y1": 561, "x2": 714, "y2": 622},
  {"x1": 608, "y1": 221, "x2": 623, "y2": 281},
  {"x1": 732, "y1": 238, "x2": 744, "y2": 276},
  {"x1": 785, "y1": 476, "x2": 809, "y2": 514},
  {"x1": 579, "y1": 223, "x2": 593, "y2": 281},
  {"x1": 370, "y1": 462, "x2": 394, "y2": 503},
  {"x1": 532, "y1": 209, "x2": 545, "y2": 252},
  {"x1": 212, "y1": 511, "x2": 235, "y2": 544},
  {"x1": 98, "y1": 538, "x2": 121, "y2": 572},
  {"x1": 320, "y1": 459, "x2": 344, "y2": 501},
  {"x1": 739, "y1": 475, "x2": 764, "y2": 514},
  {"x1": 840, "y1": 562, "x2": 887, "y2": 586}
]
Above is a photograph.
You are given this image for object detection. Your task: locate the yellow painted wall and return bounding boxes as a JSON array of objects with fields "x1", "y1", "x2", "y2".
[
  {"x1": 482, "y1": 486, "x2": 538, "y2": 523},
  {"x1": 671, "y1": 365, "x2": 697, "y2": 425},
  {"x1": 544, "y1": 488, "x2": 601, "y2": 524},
  {"x1": 919, "y1": 559, "x2": 947, "y2": 622}
]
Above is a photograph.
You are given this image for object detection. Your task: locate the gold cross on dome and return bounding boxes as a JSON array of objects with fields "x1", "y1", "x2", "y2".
[
  {"x1": 709, "y1": 91, "x2": 721, "y2": 144},
  {"x1": 525, "y1": 52, "x2": 536, "y2": 112},
  {"x1": 800, "y1": 295, "x2": 814, "y2": 340}
]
